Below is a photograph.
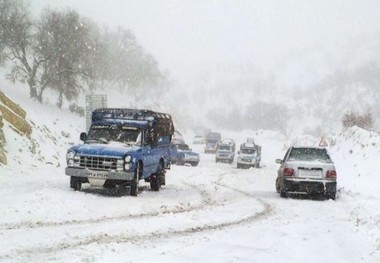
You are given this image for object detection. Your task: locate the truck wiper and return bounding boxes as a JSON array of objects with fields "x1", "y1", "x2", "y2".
[
  {"x1": 124, "y1": 141, "x2": 138, "y2": 146},
  {"x1": 86, "y1": 138, "x2": 108, "y2": 144}
]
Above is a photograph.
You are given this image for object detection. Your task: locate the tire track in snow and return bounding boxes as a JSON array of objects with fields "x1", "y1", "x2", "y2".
[
  {"x1": 0, "y1": 170, "x2": 225, "y2": 231},
  {"x1": 1, "y1": 169, "x2": 274, "y2": 261}
]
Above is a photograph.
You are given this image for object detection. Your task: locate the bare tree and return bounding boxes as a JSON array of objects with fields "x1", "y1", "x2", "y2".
[
  {"x1": 0, "y1": 0, "x2": 42, "y2": 98},
  {"x1": 35, "y1": 8, "x2": 97, "y2": 107}
]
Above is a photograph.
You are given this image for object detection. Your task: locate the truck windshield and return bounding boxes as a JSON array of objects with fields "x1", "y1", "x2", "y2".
[
  {"x1": 87, "y1": 125, "x2": 141, "y2": 144},
  {"x1": 241, "y1": 148, "x2": 256, "y2": 154}
]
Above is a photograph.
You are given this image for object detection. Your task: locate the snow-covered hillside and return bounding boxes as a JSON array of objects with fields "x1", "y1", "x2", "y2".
[{"x1": 0, "y1": 83, "x2": 379, "y2": 262}]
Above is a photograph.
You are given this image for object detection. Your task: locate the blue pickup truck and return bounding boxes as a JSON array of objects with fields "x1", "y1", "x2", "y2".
[{"x1": 65, "y1": 108, "x2": 174, "y2": 196}]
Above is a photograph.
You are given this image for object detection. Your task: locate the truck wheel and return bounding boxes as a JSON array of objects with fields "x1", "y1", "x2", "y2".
[
  {"x1": 70, "y1": 176, "x2": 81, "y2": 191},
  {"x1": 255, "y1": 163, "x2": 260, "y2": 168},
  {"x1": 191, "y1": 162, "x2": 199, "y2": 167},
  {"x1": 130, "y1": 162, "x2": 141, "y2": 196},
  {"x1": 151, "y1": 161, "x2": 163, "y2": 191}
]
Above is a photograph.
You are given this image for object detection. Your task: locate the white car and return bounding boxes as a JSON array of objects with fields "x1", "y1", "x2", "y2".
[
  {"x1": 275, "y1": 146, "x2": 337, "y2": 199},
  {"x1": 193, "y1": 134, "x2": 205, "y2": 144}
]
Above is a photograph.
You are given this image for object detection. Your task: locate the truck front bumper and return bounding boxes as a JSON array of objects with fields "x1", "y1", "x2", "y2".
[{"x1": 65, "y1": 167, "x2": 135, "y2": 181}]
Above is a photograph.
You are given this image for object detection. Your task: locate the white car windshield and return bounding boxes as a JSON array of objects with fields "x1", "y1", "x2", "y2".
[
  {"x1": 241, "y1": 148, "x2": 256, "y2": 154},
  {"x1": 288, "y1": 148, "x2": 331, "y2": 162},
  {"x1": 218, "y1": 145, "x2": 231, "y2": 151}
]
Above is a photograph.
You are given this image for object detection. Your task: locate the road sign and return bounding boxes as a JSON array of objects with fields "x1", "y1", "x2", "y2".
[
  {"x1": 85, "y1": 94, "x2": 107, "y2": 131},
  {"x1": 319, "y1": 137, "x2": 328, "y2": 147}
]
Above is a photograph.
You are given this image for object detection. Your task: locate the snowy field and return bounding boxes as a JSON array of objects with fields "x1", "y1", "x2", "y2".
[{"x1": 0, "y1": 87, "x2": 379, "y2": 262}]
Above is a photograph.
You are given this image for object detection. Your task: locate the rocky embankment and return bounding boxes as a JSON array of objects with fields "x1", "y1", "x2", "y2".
[{"x1": 0, "y1": 91, "x2": 32, "y2": 165}]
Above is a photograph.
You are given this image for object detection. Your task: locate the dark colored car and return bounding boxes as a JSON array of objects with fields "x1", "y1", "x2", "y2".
[{"x1": 175, "y1": 143, "x2": 200, "y2": 167}]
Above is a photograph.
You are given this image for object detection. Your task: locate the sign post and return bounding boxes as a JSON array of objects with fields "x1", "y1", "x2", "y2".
[{"x1": 85, "y1": 94, "x2": 107, "y2": 131}]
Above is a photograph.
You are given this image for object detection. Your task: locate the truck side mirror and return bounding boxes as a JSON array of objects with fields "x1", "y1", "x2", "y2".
[
  {"x1": 275, "y1": 159, "x2": 283, "y2": 164},
  {"x1": 238, "y1": 151, "x2": 240, "y2": 154},
  {"x1": 80, "y1": 132, "x2": 87, "y2": 141}
]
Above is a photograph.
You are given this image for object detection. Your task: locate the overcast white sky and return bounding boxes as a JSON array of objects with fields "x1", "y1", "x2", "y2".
[{"x1": 31, "y1": 0, "x2": 380, "y2": 82}]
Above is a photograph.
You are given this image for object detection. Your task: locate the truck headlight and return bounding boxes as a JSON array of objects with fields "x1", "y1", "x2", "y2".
[
  {"x1": 125, "y1": 155, "x2": 132, "y2": 163},
  {"x1": 66, "y1": 151, "x2": 76, "y2": 166},
  {"x1": 66, "y1": 151, "x2": 75, "y2": 160},
  {"x1": 124, "y1": 163, "x2": 132, "y2": 170}
]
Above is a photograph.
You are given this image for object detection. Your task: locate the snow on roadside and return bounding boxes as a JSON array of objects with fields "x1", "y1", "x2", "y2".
[
  {"x1": 0, "y1": 82, "x2": 85, "y2": 169},
  {"x1": 329, "y1": 126, "x2": 380, "y2": 253}
]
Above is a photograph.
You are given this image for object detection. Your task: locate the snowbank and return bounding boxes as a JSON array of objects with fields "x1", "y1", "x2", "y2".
[{"x1": 329, "y1": 126, "x2": 380, "y2": 251}]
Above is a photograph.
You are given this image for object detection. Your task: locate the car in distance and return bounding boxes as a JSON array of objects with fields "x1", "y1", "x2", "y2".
[
  {"x1": 215, "y1": 139, "x2": 235, "y2": 164},
  {"x1": 193, "y1": 134, "x2": 205, "y2": 144},
  {"x1": 169, "y1": 143, "x2": 180, "y2": 164},
  {"x1": 204, "y1": 132, "x2": 221, "y2": 154},
  {"x1": 175, "y1": 143, "x2": 200, "y2": 166},
  {"x1": 275, "y1": 146, "x2": 337, "y2": 200},
  {"x1": 237, "y1": 142, "x2": 261, "y2": 168},
  {"x1": 172, "y1": 130, "x2": 185, "y2": 145}
]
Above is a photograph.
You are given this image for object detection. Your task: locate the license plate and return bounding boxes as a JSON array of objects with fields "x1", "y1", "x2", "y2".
[
  {"x1": 298, "y1": 169, "x2": 322, "y2": 178},
  {"x1": 86, "y1": 170, "x2": 109, "y2": 178}
]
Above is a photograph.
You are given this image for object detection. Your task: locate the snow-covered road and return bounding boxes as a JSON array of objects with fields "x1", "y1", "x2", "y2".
[{"x1": 1, "y1": 142, "x2": 379, "y2": 263}]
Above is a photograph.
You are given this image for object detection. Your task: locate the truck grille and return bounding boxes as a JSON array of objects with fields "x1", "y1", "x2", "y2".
[{"x1": 76, "y1": 156, "x2": 118, "y2": 170}]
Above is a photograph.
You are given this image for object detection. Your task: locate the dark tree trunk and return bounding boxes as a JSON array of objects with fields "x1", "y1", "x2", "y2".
[
  {"x1": 57, "y1": 91, "x2": 63, "y2": 109},
  {"x1": 27, "y1": 77, "x2": 37, "y2": 99}
]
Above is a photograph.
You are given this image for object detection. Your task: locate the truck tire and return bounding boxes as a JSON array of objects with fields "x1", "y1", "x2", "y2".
[
  {"x1": 70, "y1": 176, "x2": 82, "y2": 191},
  {"x1": 151, "y1": 161, "x2": 163, "y2": 191},
  {"x1": 130, "y1": 162, "x2": 141, "y2": 196},
  {"x1": 191, "y1": 162, "x2": 199, "y2": 167}
]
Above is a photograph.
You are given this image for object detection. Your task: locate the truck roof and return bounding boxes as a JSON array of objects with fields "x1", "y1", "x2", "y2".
[
  {"x1": 91, "y1": 119, "x2": 149, "y2": 129},
  {"x1": 92, "y1": 108, "x2": 175, "y2": 136}
]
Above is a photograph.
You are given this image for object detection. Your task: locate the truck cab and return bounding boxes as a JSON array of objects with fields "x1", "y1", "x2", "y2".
[
  {"x1": 204, "y1": 132, "x2": 221, "y2": 154},
  {"x1": 215, "y1": 139, "x2": 235, "y2": 164},
  {"x1": 65, "y1": 108, "x2": 174, "y2": 196}
]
